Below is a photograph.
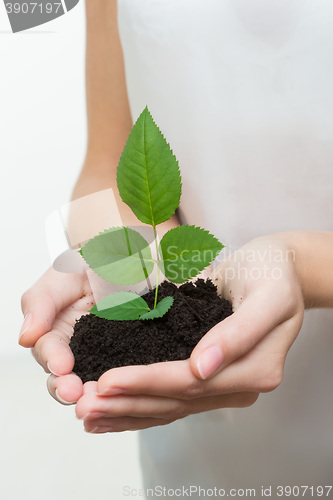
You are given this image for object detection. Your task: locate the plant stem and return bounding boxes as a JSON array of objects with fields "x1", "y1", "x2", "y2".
[{"x1": 153, "y1": 226, "x2": 160, "y2": 309}]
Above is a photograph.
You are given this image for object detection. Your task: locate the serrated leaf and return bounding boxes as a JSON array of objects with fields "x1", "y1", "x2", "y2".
[
  {"x1": 139, "y1": 296, "x2": 174, "y2": 320},
  {"x1": 117, "y1": 107, "x2": 182, "y2": 226},
  {"x1": 159, "y1": 225, "x2": 224, "y2": 283},
  {"x1": 81, "y1": 226, "x2": 154, "y2": 285},
  {"x1": 90, "y1": 292, "x2": 150, "y2": 320}
]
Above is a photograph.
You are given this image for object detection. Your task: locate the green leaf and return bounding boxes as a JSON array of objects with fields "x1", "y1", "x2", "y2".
[
  {"x1": 159, "y1": 225, "x2": 224, "y2": 283},
  {"x1": 81, "y1": 226, "x2": 154, "y2": 285},
  {"x1": 90, "y1": 292, "x2": 150, "y2": 320},
  {"x1": 139, "y1": 296, "x2": 174, "y2": 320},
  {"x1": 117, "y1": 107, "x2": 182, "y2": 227}
]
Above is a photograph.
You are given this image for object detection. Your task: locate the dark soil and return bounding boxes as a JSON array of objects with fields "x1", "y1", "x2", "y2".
[{"x1": 70, "y1": 279, "x2": 233, "y2": 383}]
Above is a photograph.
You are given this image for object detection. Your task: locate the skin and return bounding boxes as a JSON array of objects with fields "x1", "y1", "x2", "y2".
[{"x1": 19, "y1": 0, "x2": 333, "y2": 433}]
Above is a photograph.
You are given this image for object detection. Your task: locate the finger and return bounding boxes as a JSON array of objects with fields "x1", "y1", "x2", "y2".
[
  {"x1": 84, "y1": 416, "x2": 177, "y2": 433},
  {"x1": 97, "y1": 358, "x2": 238, "y2": 400},
  {"x1": 83, "y1": 381, "x2": 98, "y2": 394},
  {"x1": 32, "y1": 330, "x2": 75, "y2": 375},
  {"x1": 97, "y1": 318, "x2": 299, "y2": 399},
  {"x1": 76, "y1": 390, "x2": 258, "y2": 421},
  {"x1": 19, "y1": 267, "x2": 86, "y2": 347},
  {"x1": 97, "y1": 359, "x2": 242, "y2": 399},
  {"x1": 76, "y1": 390, "x2": 187, "y2": 420},
  {"x1": 193, "y1": 317, "x2": 301, "y2": 394},
  {"x1": 47, "y1": 373, "x2": 83, "y2": 405},
  {"x1": 97, "y1": 360, "x2": 195, "y2": 397},
  {"x1": 190, "y1": 280, "x2": 302, "y2": 380}
]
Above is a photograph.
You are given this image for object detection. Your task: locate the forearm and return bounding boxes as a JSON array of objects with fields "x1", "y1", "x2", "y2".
[
  {"x1": 72, "y1": 0, "x2": 133, "y2": 201},
  {"x1": 273, "y1": 231, "x2": 333, "y2": 309},
  {"x1": 71, "y1": 1, "x2": 180, "y2": 235},
  {"x1": 84, "y1": 0, "x2": 132, "y2": 164}
]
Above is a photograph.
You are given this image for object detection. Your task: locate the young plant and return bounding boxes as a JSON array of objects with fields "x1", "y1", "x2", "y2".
[{"x1": 79, "y1": 107, "x2": 224, "y2": 320}]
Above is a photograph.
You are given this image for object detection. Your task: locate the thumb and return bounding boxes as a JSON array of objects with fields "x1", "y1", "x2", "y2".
[
  {"x1": 190, "y1": 288, "x2": 283, "y2": 380},
  {"x1": 19, "y1": 267, "x2": 85, "y2": 348}
]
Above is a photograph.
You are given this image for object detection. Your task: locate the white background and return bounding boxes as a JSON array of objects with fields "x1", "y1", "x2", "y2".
[{"x1": 0, "y1": 3, "x2": 143, "y2": 498}]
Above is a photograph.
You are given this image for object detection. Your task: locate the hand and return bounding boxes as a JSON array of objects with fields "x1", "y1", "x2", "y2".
[
  {"x1": 76, "y1": 236, "x2": 304, "y2": 433},
  {"x1": 19, "y1": 267, "x2": 94, "y2": 405}
]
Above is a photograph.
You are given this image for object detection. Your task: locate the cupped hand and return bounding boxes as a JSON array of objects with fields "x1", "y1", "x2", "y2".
[
  {"x1": 76, "y1": 236, "x2": 304, "y2": 433},
  {"x1": 20, "y1": 267, "x2": 94, "y2": 405}
]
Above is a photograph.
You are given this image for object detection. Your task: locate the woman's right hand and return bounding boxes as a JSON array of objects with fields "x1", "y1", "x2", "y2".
[{"x1": 19, "y1": 267, "x2": 94, "y2": 405}]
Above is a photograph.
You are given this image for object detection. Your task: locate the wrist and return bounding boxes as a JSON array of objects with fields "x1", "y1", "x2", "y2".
[
  {"x1": 268, "y1": 231, "x2": 333, "y2": 309},
  {"x1": 71, "y1": 158, "x2": 181, "y2": 235},
  {"x1": 71, "y1": 154, "x2": 119, "y2": 201}
]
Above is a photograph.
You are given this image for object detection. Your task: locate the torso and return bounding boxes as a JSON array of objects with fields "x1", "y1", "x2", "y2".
[{"x1": 118, "y1": 1, "x2": 333, "y2": 493}]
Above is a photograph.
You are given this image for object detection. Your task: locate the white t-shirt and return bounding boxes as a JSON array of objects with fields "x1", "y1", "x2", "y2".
[{"x1": 118, "y1": 0, "x2": 333, "y2": 495}]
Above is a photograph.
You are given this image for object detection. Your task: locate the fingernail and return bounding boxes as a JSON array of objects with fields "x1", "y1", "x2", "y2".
[
  {"x1": 80, "y1": 411, "x2": 106, "y2": 420},
  {"x1": 98, "y1": 387, "x2": 126, "y2": 396},
  {"x1": 197, "y1": 346, "x2": 223, "y2": 379},
  {"x1": 47, "y1": 362, "x2": 61, "y2": 377},
  {"x1": 87, "y1": 426, "x2": 114, "y2": 434},
  {"x1": 86, "y1": 427, "x2": 99, "y2": 434},
  {"x1": 19, "y1": 313, "x2": 32, "y2": 343},
  {"x1": 55, "y1": 389, "x2": 76, "y2": 405}
]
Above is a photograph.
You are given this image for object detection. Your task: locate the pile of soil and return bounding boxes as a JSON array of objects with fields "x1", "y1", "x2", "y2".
[{"x1": 70, "y1": 279, "x2": 232, "y2": 383}]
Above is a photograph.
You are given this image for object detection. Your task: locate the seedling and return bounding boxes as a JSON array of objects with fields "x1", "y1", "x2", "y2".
[{"x1": 79, "y1": 107, "x2": 224, "y2": 320}]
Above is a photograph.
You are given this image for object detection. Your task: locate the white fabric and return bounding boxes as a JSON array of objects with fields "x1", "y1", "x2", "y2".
[{"x1": 118, "y1": 0, "x2": 333, "y2": 496}]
